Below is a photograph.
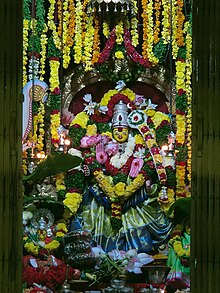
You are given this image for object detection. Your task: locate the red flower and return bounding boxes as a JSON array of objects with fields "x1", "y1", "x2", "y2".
[
  {"x1": 140, "y1": 125, "x2": 150, "y2": 134},
  {"x1": 51, "y1": 87, "x2": 61, "y2": 95},
  {"x1": 51, "y1": 139, "x2": 59, "y2": 144},
  {"x1": 84, "y1": 156, "x2": 96, "y2": 165},
  {"x1": 91, "y1": 113, "x2": 110, "y2": 123},
  {"x1": 176, "y1": 109, "x2": 185, "y2": 115},
  {"x1": 176, "y1": 161, "x2": 186, "y2": 166},
  {"x1": 51, "y1": 109, "x2": 60, "y2": 115},
  {"x1": 178, "y1": 88, "x2": 186, "y2": 96}
]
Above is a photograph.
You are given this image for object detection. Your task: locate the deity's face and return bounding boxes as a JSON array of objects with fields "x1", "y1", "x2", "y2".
[{"x1": 112, "y1": 127, "x2": 129, "y2": 143}]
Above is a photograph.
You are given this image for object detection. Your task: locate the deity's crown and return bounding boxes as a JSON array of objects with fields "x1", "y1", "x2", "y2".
[{"x1": 112, "y1": 100, "x2": 129, "y2": 128}]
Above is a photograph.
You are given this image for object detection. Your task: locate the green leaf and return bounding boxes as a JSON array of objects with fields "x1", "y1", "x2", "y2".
[
  {"x1": 23, "y1": 153, "x2": 82, "y2": 183},
  {"x1": 167, "y1": 197, "x2": 191, "y2": 217}
]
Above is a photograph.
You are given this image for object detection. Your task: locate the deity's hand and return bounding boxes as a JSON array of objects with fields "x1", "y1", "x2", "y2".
[
  {"x1": 129, "y1": 158, "x2": 144, "y2": 178},
  {"x1": 96, "y1": 142, "x2": 108, "y2": 164}
]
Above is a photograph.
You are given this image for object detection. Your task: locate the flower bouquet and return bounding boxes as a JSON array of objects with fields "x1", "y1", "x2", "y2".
[{"x1": 85, "y1": 246, "x2": 154, "y2": 285}]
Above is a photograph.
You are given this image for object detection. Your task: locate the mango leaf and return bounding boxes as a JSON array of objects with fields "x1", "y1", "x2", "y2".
[{"x1": 23, "y1": 153, "x2": 82, "y2": 183}]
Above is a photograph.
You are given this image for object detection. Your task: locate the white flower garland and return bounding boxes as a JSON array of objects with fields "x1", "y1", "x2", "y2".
[{"x1": 110, "y1": 136, "x2": 136, "y2": 169}]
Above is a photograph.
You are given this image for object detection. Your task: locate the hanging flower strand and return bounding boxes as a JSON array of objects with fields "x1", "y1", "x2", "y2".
[
  {"x1": 161, "y1": 0, "x2": 171, "y2": 44},
  {"x1": 74, "y1": 0, "x2": 83, "y2": 64},
  {"x1": 153, "y1": 0, "x2": 162, "y2": 44},
  {"x1": 83, "y1": 5, "x2": 95, "y2": 71},
  {"x1": 130, "y1": 0, "x2": 139, "y2": 47},
  {"x1": 141, "y1": 0, "x2": 148, "y2": 58},
  {"x1": 146, "y1": 0, "x2": 159, "y2": 64},
  {"x1": 184, "y1": 21, "x2": 192, "y2": 187},
  {"x1": 92, "y1": 13, "x2": 101, "y2": 64},
  {"x1": 39, "y1": 23, "x2": 48, "y2": 80},
  {"x1": 47, "y1": 0, "x2": 61, "y2": 49}
]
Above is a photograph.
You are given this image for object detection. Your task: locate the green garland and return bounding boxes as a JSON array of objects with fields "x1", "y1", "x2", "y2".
[
  {"x1": 176, "y1": 93, "x2": 187, "y2": 113},
  {"x1": 153, "y1": 39, "x2": 169, "y2": 63},
  {"x1": 48, "y1": 94, "x2": 62, "y2": 111},
  {"x1": 155, "y1": 123, "x2": 172, "y2": 145},
  {"x1": 68, "y1": 127, "x2": 87, "y2": 148},
  {"x1": 176, "y1": 145, "x2": 188, "y2": 162},
  {"x1": 48, "y1": 36, "x2": 61, "y2": 59},
  {"x1": 65, "y1": 171, "x2": 88, "y2": 193}
]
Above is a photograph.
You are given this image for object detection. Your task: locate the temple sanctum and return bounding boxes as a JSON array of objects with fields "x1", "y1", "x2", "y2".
[{"x1": 0, "y1": 0, "x2": 219, "y2": 293}]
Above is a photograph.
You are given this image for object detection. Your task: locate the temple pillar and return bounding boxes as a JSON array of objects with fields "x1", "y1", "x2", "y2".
[
  {"x1": 0, "y1": 0, "x2": 23, "y2": 292},
  {"x1": 191, "y1": 1, "x2": 220, "y2": 293}
]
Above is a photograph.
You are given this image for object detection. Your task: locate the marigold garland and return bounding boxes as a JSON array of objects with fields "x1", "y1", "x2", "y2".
[
  {"x1": 141, "y1": 0, "x2": 148, "y2": 58},
  {"x1": 62, "y1": 0, "x2": 72, "y2": 69},
  {"x1": 92, "y1": 14, "x2": 100, "y2": 64},
  {"x1": 176, "y1": 0, "x2": 185, "y2": 47},
  {"x1": 153, "y1": 0, "x2": 162, "y2": 44},
  {"x1": 93, "y1": 170, "x2": 146, "y2": 202},
  {"x1": 66, "y1": 0, "x2": 75, "y2": 47}
]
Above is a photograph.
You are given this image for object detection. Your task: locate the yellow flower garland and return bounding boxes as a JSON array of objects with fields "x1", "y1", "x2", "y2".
[
  {"x1": 62, "y1": 0, "x2": 71, "y2": 69},
  {"x1": 93, "y1": 170, "x2": 146, "y2": 203},
  {"x1": 47, "y1": 0, "x2": 61, "y2": 49},
  {"x1": 99, "y1": 88, "x2": 136, "y2": 107},
  {"x1": 84, "y1": 6, "x2": 95, "y2": 71},
  {"x1": 130, "y1": 0, "x2": 138, "y2": 47},
  {"x1": 161, "y1": 0, "x2": 170, "y2": 44},
  {"x1": 176, "y1": 60, "x2": 186, "y2": 90},
  {"x1": 146, "y1": 0, "x2": 159, "y2": 64},
  {"x1": 175, "y1": 114, "x2": 186, "y2": 145},
  {"x1": 74, "y1": 0, "x2": 83, "y2": 64},
  {"x1": 103, "y1": 21, "x2": 110, "y2": 38},
  {"x1": 50, "y1": 113, "x2": 61, "y2": 141},
  {"x1": 49, "y1": 59, "x2": 60, "y2": 91},
  {"x1": 39, "y1": 24, "x2": 48, "y2": 80},
  {"x1": 23, "y1": 19, "x2": 30, "y2": 86},
  {"x1": 55, "y1": 173, "x2": 66, "y2": 191},
  {"x1": 70, "y1": 112, "x2": 89, "y2": 128},
  {"x1": 171, "y1": 1, "x2": 179, "y2": 59},
  {"x1": 36, "y1": 102, "x2": 45, "y2": 151},
  {"x1": 115, "y1": 21, "x2": 124, "y2": 45},
  {"x1": 185, "y1": 22, "x2": 192, "y2": 186},
  {"x1": 63, "y1": 192, "x2": 83, "y2": 218}
]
